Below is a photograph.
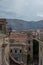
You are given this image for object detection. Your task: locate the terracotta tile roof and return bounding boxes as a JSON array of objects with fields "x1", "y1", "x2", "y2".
[{"x1": 10, "y1": 32, "x2": 27, "y2": 42}]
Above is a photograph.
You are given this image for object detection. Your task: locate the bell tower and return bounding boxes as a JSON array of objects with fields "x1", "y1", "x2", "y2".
[{"x1": 0, "y1": 19, "x2": 6, "y2": 33}]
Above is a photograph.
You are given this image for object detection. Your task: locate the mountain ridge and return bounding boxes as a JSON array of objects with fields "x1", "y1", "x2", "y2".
[{"x1": 6, "y1": 19, "x2": 43, "y2": 30}]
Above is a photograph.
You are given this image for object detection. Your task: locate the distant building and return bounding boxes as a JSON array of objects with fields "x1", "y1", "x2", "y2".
[
  {"x1": 0, "y1": 19, "x2": 6, "y2": 33},
  {"x1": 0, "y1": 19, "x2": 9, "y2": 65},
  {"x1": 9, "y1": 31, "x2": 33, "y2": 65},
  {"x1": 0, "y1": 20, "x2": 43, "y2": 65},
  {"x1": 9, "y1": 32, "x2": 28, "y2": 65},
  {"x1": 9, "y1": 32, "x2": 27, "y2": 42}
]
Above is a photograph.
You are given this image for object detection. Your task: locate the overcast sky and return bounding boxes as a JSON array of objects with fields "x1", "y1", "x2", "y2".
[{"x1": 0, "y1": 0, "x2": 43, "y2": 21}]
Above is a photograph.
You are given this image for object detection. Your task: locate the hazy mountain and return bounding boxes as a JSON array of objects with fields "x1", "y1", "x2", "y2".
[{"x1": 6, "y1": 19, "x2": 43, "y2": 30}]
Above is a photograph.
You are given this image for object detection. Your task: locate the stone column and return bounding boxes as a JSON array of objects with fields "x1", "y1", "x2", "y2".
[
  {"x1": 0, "y1": 46, "x2": 2, "y2": 65},
  {"x1": 22, "y1": 45, "x2": 27, "y2": 65},
  {"x1": 2, "y1": 47, "x2": 5, "y2": 65}
]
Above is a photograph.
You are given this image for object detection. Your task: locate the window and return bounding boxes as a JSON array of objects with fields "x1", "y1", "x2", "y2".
[
  {"x1": 27, "y1": 54, "x2": 31, "y2": 64},
  {"x1": 28, "y1": 40, "x2": 30, "y2": 44},
  {"x1": 20, "y1": 50, "x2": 22, "y2": 53},
  {"x1": 0, "y1": 25, "x2": 2, "y2": 31},
  {"x1": 10, "y1": 49, "x2": 12, "y2": 53},
  {"x1": 15, "y1": 50, "x2": 17, "y2": 53},
  {"x1": 29, "y1": 47, "x2": 31, "y2": 51}
]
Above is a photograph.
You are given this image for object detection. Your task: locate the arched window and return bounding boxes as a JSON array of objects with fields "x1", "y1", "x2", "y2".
[
  {"x1": 28, "y1": 40, "x2": 31, "y2": 44},
  {"x1": 20, "y1": 50, "x2": 22, "y2": 53},
  {"x1": 10, "y1": 49, "x2": 12, "y2": 53},
  {"x1": 15, "y1": 49, "x2": 17, "y2": 53},
  {"x1": 27, "y1": 54, "x2": 31, "y2": 64},
  {"x1": 29, "y1": 47, "x2": 31, "y2": 51}
]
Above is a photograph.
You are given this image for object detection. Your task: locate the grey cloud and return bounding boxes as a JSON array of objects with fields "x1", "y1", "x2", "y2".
[{"x1": 0, "y1": 0, "x2": 43, "y2": 21}]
